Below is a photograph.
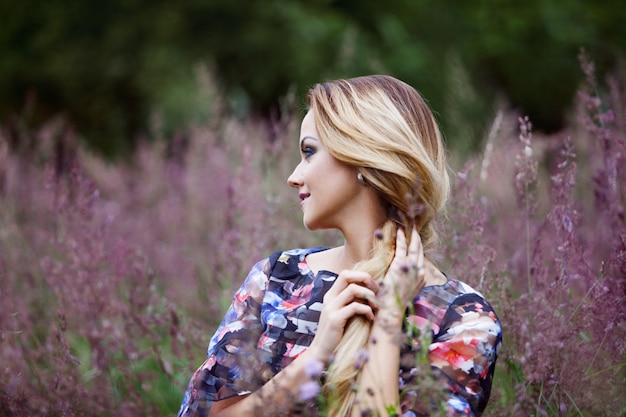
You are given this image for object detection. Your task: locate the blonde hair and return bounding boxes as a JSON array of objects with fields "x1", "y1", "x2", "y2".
[{"x1": 307, "y1": 75, "x2": 450, "y2": 416}]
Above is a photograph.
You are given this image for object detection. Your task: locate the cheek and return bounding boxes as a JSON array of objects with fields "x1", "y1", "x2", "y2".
[
  {"x1": 302, "y1": 160, "x2": 326, "y2": 183},
  {"x1": 332, "y1": 163, "x2": 357, "y2": 185}
]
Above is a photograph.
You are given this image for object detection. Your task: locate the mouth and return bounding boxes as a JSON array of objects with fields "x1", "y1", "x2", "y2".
[{"x1": 299, "y1": 193, "x2": 310, "y2": 206}]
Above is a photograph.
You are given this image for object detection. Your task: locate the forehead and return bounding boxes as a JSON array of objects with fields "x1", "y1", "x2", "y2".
[{"x1": 300, "y1": 110, "x2": 317, "y2": 141}]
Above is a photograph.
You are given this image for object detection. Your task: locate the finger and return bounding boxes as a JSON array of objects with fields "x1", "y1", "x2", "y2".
[
  {"x1": 350, "y1": 302, "x2": 377, "y2": 322},
  {"x1": 395, "y1": 227, "x2": 408, "y2": 258},
  {"x1": 329, "y1": 283, "x2": 379, "y2": 310},
  {"x1": 408, "y1": 227, "x2": 423, "y2": 259},
  {"x1": 408, "y1": 226, "x2": 421, "y2": 254},
  {"x1": 336, "y1": 302, "x2": 377, "y2": 323},
  {"x1": 328, "y1": 270, "x2": 379, "y2": 295},
  {"x1": 407, "y1": 227, "x2": 424, "y2": 271},
  {"x1": 321, "y1": 288, "x2": 378, "y2": 328},
  {"x1": 352, "y1": 284, "x2": 379, "y2": 309}
]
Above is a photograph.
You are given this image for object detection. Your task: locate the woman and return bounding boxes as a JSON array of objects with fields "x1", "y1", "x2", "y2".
[{"x1": 178, "y1": 75, "x2": 502, "y2": 417}]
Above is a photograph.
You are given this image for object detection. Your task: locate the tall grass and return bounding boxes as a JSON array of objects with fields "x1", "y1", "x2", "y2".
[
  {"x1": 1, "y1": 60, "x2": 624, "y2": 416},
  {"x1": 441, "y1": 54, "x2": 626, "y2": 416}
]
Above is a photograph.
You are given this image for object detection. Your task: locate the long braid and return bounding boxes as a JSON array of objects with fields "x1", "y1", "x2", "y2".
[{"x1": 324, "y1": 220, "x2": 397, "y2": 417}]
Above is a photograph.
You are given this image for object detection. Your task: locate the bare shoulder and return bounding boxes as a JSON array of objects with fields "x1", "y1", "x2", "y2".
[{"x1": 424, "y1": 258, "x2": 448, "y2": 287}]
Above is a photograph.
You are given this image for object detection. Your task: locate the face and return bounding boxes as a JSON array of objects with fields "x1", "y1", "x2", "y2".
[{"x1": 288, "y1": 110, "x2": 364, "y2": 231}]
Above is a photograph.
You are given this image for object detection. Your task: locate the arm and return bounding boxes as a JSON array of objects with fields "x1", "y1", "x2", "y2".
[
  {"x1": 353, "y1": 308, "x2": 404, "y2": 416},
  {"x1": 178, "y1": 258, "x2": 269, "y2": 417},
  {"x1": 208, "y1": 269, "x2": 381, "y2": 416},
  {"x1": 210, "y1": 347, "x2": 323, "y2": 416},
  {"x1": 353, "y1": 227, "x2": 426, "y2": 417}
]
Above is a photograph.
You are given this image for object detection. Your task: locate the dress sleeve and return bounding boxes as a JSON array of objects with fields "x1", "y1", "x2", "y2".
[
  {"x1": 400, "y1": 292, "x2": 503, "y2": 417},
  {"x1": 177, "y1": 257, "x2": 270, "y2": 417}
]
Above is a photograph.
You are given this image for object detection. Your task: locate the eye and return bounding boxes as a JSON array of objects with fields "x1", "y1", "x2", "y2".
[{"x1": 301, "y1": 145, "x2": 316, "y2": 159}]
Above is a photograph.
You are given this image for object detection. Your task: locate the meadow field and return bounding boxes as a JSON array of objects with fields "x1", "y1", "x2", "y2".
[{"x1": 1, "y1": 61, "x2": 624, "y2": 416}]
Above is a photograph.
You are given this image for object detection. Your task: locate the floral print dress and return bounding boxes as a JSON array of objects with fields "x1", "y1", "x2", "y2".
[{"x1": 178, "y1": 247, "x2": 503, "y2": 417}]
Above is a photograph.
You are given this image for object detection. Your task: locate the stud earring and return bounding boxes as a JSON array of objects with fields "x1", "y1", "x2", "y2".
[{"x1": 357, "y1": 172, "x2": 366, "y2": 185}]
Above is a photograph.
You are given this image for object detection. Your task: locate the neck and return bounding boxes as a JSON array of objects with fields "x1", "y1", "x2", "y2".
[
  {"x1": 327, "y1": 183, "x2": 387, "y2": 271},
  {"x1": 336, "y1": 221, "x2": 382, "y2": 270}
]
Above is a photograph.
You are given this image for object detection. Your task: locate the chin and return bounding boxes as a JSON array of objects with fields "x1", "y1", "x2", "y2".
[
  {"x1": 302, "y1": 220, "x2": 317, "y2": 231},
  {"x1": 302, "y1": 216, "x2": 319, "y2": 231},
  {"x1": 303, "y1": 217, "x2": 334, "y2": 232}
]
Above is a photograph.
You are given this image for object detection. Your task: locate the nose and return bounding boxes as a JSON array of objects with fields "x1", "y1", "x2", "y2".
[{"x1": 287, "y1": 161, "x2": 303, "y2": 188}]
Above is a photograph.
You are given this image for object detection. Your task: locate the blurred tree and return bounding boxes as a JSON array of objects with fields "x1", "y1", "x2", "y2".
[{"x1": 0, "y1": 0, "x2": 624, "y2": 156}]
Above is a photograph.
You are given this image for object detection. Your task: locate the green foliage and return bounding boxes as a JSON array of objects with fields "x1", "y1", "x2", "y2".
[{"x1": 2, "y1": 0, "x2": 625, "y2": 156}]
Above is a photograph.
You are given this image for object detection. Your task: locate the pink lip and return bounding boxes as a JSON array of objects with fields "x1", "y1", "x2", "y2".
[{"x1": 299, "y1": 193, "x2": 310, "y2": 206}]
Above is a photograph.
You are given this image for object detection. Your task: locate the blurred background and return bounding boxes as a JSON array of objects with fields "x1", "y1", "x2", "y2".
[
  {"x1": 1, "y1": 2, "x2": 626, "y2": 416},
  {"x1": 2, "y1": 0, "x2": 625, "y2": 157}
]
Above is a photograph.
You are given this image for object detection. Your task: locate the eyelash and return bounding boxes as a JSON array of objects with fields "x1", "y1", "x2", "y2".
[{"x1": 301, "y1": 146, "x2": 315, "y2": 159}]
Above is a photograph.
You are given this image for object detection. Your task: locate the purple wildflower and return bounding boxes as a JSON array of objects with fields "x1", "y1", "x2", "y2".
[
  {"x1": 353, "y1": 349, "x2": 369, "y2": 370},
  {"x1": 304, "y1": 358, "x2": 324, "y2": 379},
  {"x1": 299, "y1": 381, "x2": 320, "y2": 401}
]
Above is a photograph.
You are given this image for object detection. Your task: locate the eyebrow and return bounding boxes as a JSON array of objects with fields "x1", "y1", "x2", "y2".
[{"x1": 299, "y1": 135, "x2": 319, "y2": 145}]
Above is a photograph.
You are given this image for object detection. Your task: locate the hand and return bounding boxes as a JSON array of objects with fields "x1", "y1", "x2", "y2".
[
  {"x1": 307, "y1": 270, "x2": 379, "y2": 364},
  {"x1": 380, "y1": 227, "x2": 426, "y2": 313}
]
